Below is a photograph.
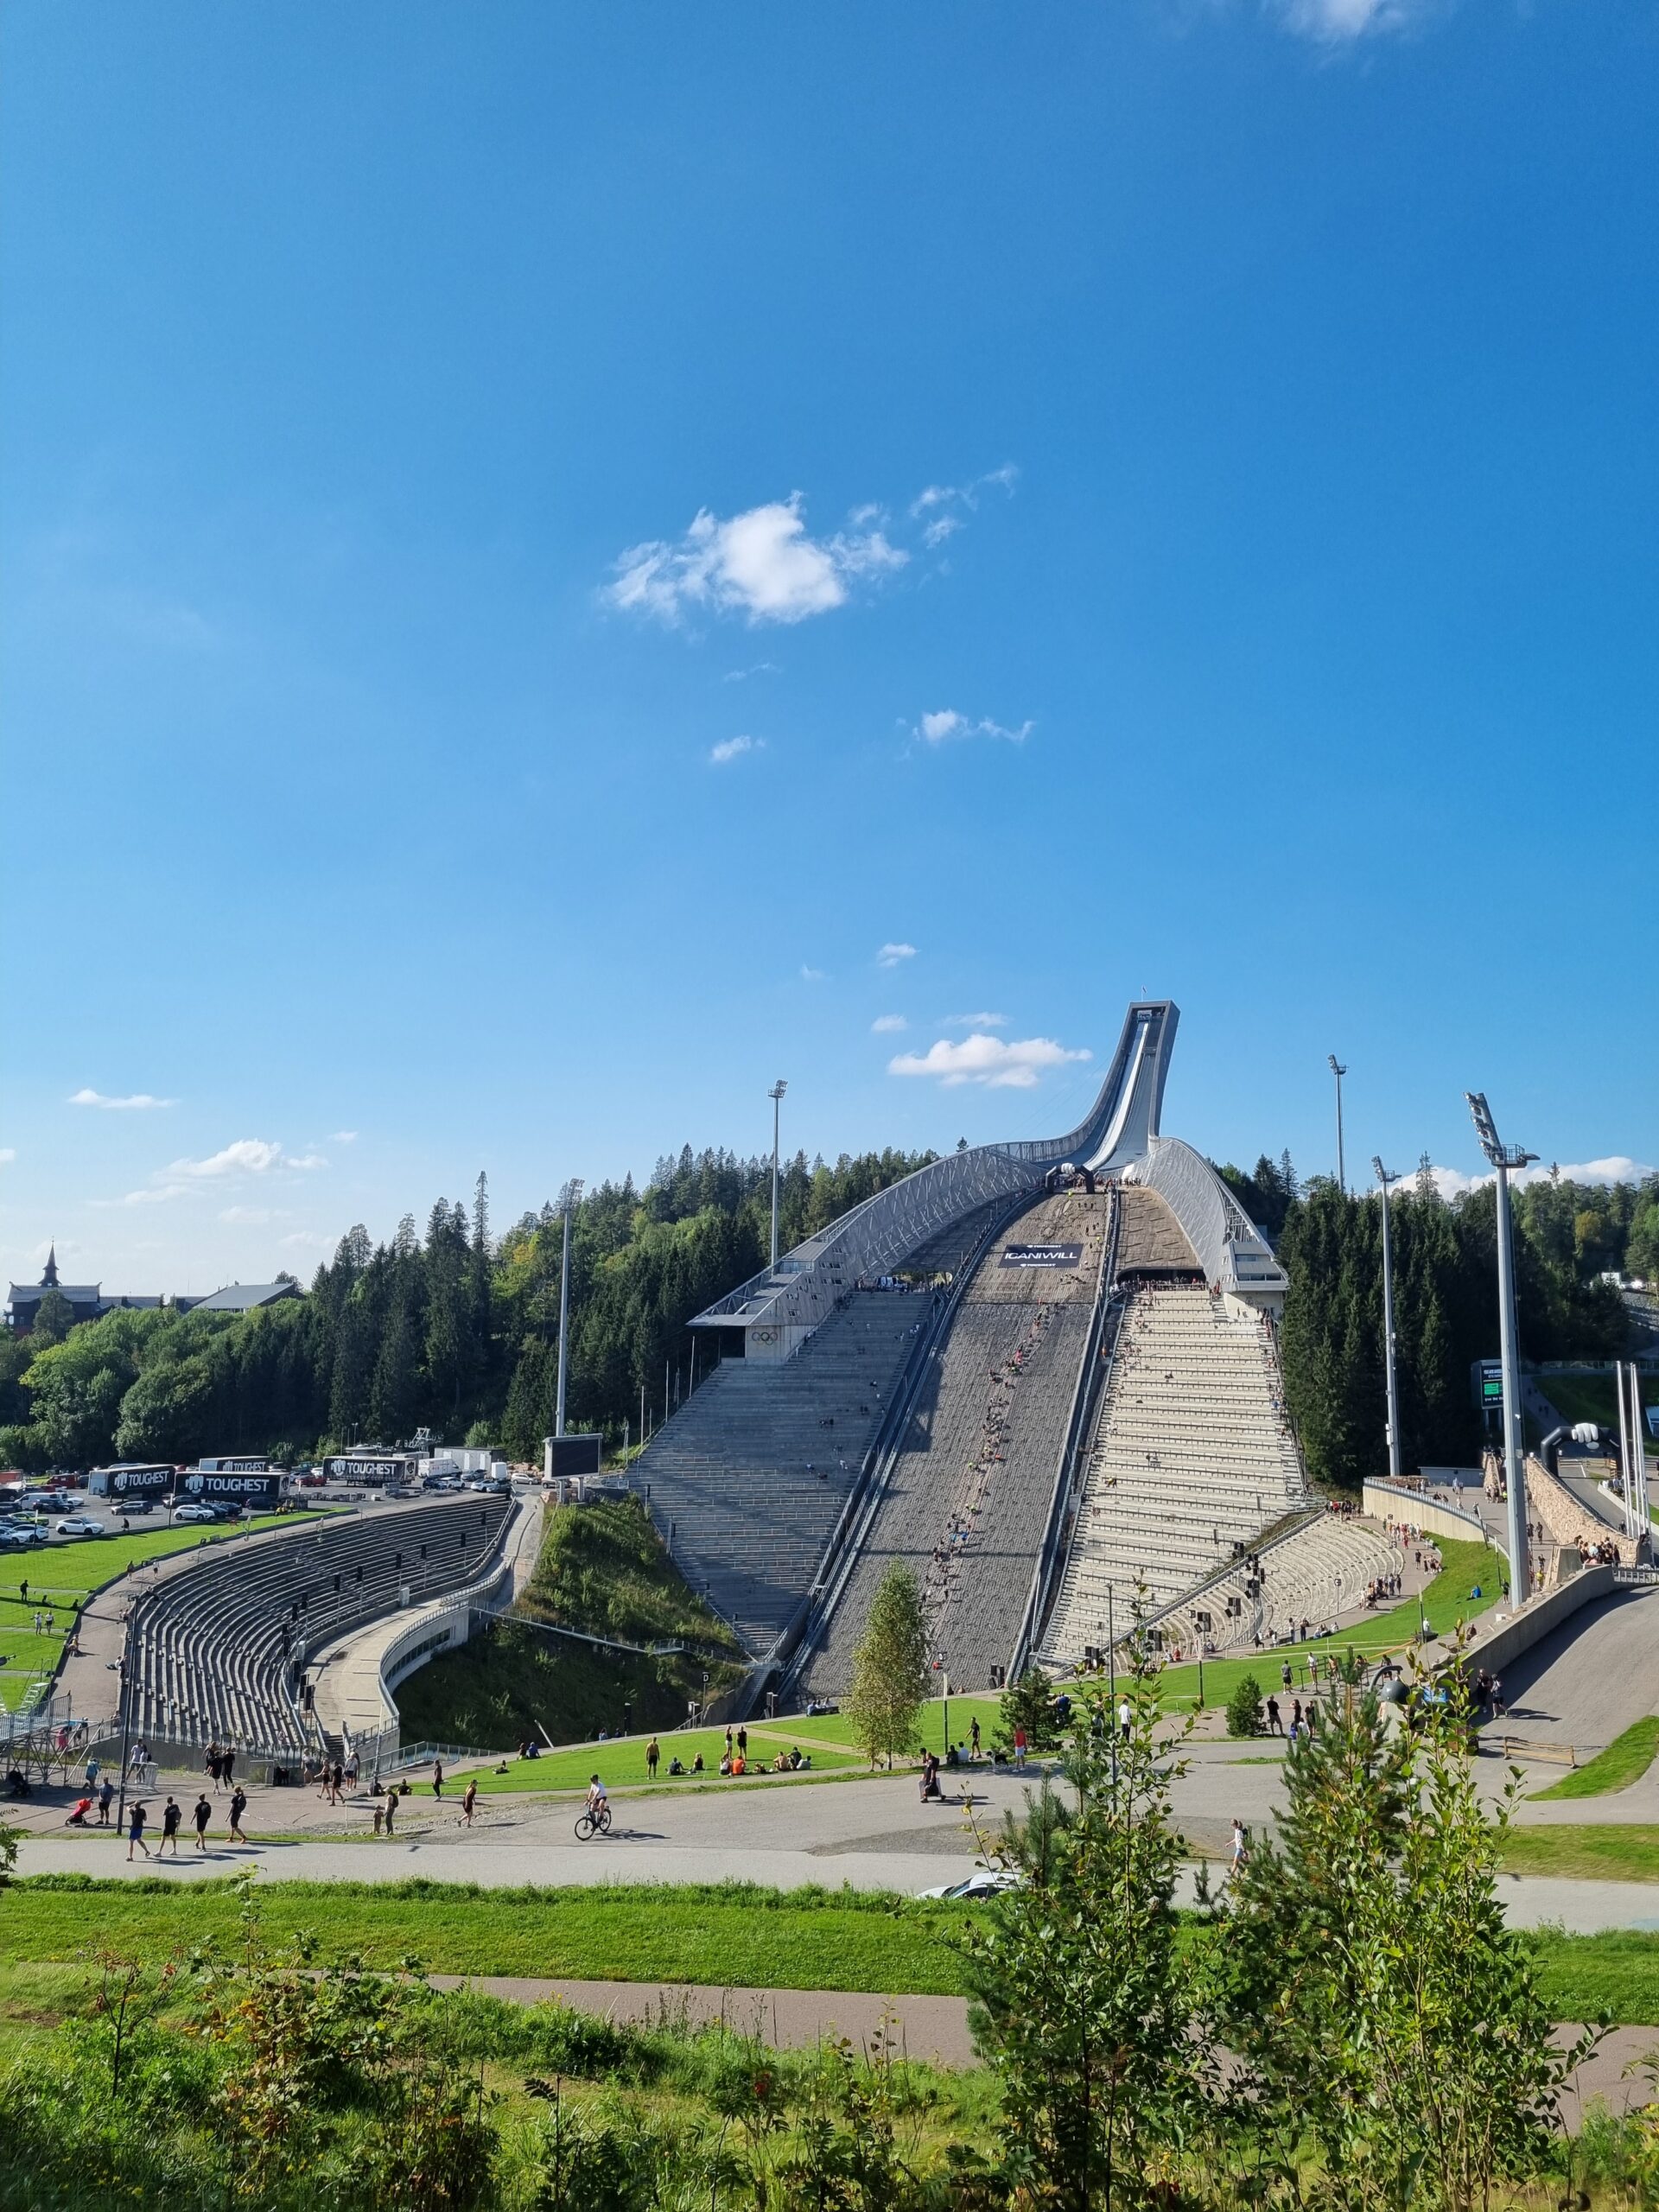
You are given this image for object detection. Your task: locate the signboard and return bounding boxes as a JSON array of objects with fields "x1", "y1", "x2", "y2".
[
  {"x1": 326, "y1": 1456, "x2": 416, "y2": 1485},
  {"x1": 89, "y1": 1463, "x2": 175, "y2": 1498},
  {"x1": 1000, "y1": 1243, "x2": 1084, "y2": 1271},
  {"x1": 199, "y1": 1457, "x2": 268, "y2": 1473},
  {"x1": 180, "y1": 1469, "x2": 283, "y2": 1509},
  {"x1": 545, "y1": 1433, "x2": 602, "y2": 1480},
  {"x1": 1472, "y1": 1359, "x2": 1504, "y2": 1414}
]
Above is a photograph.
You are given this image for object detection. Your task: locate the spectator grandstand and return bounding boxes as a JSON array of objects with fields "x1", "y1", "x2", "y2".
[
  {"x1": 120, "y1": 1497, "x2": 513, "y2": 1762},
  {"x1": 1144, "y1": 1511, "x2": 1404, "y2": 1656},
  {"x1": 1040, "y1": 1274, "x2": 1311, "y2": 1668}
]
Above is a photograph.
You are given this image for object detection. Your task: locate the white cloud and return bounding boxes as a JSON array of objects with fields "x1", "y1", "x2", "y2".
[
  {"x1": 800, "y1": 964, "x2": 828, "y2": 983},
  {"x1": 709, "y1": 734, "x2": 764, "y2": 766},
  {"x1": 871, "y1": 1014, "x2": 908, "y2": 1033},
  {"x1": 877, "y1": 943, "x2": 918, "y2": 969},
  {"x1": 908, "y1": 465, "x2": 1019, "y2": 533},
  {"x1": 722, "y1": 662, "x2": 780, "y2": 683},
  {"x1": 0, "y1": 1149, "x2": 14, "y2": 1166},
  {"x1": 605, "y1": 495, "x2": 906, "y2": 627},
  {"x1": 328, "y1": 1130, "x2": 359, "y2": 1146},
  {"x1": 164, "y1": 1139, "x2": 327, "y2": 1180},
  {"x1": 280, "y1": 1230, "x2": 332, "y2": 1251},
  {"x1": 90, "y1": 1184, "x2": 193, "y2": 1209},
  {"x1": 1414, "y1": 1154, "x2": 1657, "y2": 1203},
  {"x1": 945, "y1": 1011, "x2": 1008, "y2": 1030},
  {"x1": 889, "y1": 1033, "x2": 1092, "y2": 1090},
  {"x1": 1270, "y1": 0, "x2": 1430, "y2": 39},
  {"x1": 219, "y1": 1205, "x2": 290, "y2": 1225},
  {"x1": 68, "y1": 1088, "x2": 177, "y2": 1110},
  {"x1": 915, "y1": 708, "x2": 1033, "y2": 747}
]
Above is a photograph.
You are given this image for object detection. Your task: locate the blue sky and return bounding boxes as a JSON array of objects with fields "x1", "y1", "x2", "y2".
[{"x1": 3, "y1": 0, "x2": 1655, "y2": 1294}]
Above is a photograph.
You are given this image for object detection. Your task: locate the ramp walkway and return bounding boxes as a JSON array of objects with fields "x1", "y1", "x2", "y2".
[{"x1": 797, "y1": 1190, "x2": 1109, "y2": 1696}]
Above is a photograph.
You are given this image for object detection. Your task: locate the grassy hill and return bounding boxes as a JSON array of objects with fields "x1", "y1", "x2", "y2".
[
  {"x1": 391, "y1": 1495, "x2": 747, "y2": 1750},
  {"x1": 1535, "y1": 1368, "x2": 1656, "y2": 1438}
]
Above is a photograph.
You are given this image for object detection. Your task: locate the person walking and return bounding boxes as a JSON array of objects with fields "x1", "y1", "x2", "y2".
[
  {"x1": 97, "y1": 1776, "x2": 115, "y2": 1827},
  {"x1": 383, "y1": 1785, "x2": 397, "y2": 1838},
  {"x1": 1014, "y1": 1722, "x2": 1028, "y2": 1771},
  {"x1": 645, "y1": 1736, "x2": 660, "y2": 1780},
  {"x1": 1230, "y1": 1819, "x2": 1249, "y2": 1878},
  {"x1": 222, "y1": 1745, "x2": 236, "y2": 1788},
  {"x1": 969, "y1": 1717, "x2": 982, "y2": 1761},
  {"x1": 460, "y1": 1778, "x2": 478, "y2": 1827},
  {"x1": 227, "y1": 1785, "x2": 248, "y2": 1844},
  {"x1": 432, "y1": 1758, "x2": 444, "y2": 1802},
  {"x1": 1117, "y1": 1695, "x2": 1132, "y2": 1745},
  {"x1": 194, "y1": 1794, "x2": 213, "y2": 1850},
  {"x1": 127, "y1": 1802, "x2": 150, "y2": 1860},
  {"x1": 1265, "y1": 1695, "x2": 1282, "y2": 1736},
  {"x1": 160, "y1": 1796, "x2": 181, "y2": 1855}
]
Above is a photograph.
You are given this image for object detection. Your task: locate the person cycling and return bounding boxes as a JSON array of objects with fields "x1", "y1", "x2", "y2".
[{"x1": 585, "y1": 1774, "x2": 607, "y2": 1818}]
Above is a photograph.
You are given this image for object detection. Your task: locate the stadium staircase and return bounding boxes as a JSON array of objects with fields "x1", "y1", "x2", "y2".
[{"x1": 793, "y1": 1189, "x2": 1110, "y2": 1697}]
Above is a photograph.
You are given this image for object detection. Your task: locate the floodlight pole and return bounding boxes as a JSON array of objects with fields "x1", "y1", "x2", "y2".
[
  {"x1": 1465, "y1": 1094, "x2": 1535, "y2": 1605},
  {"x1": 768, "y1": 1080, "x2": 788, "y2": 1272},
  {"x1": 1373, "y1": 1159, "x2": 1403, "y2": 1484},
  {"x1": 1327, "y1": 1057, "x2": 1348, "y2": 1194},
  {"x1": 555, "y1": 1177, "x2": 584, "y2": 1440}
]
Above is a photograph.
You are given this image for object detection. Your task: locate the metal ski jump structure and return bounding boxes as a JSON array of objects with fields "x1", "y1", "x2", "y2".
[{"x1": 626, "y1": 1001, "x2": 1294, "y2": 1688}]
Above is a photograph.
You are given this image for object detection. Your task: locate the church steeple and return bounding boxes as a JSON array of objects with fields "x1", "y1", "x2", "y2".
[{"x1": 41, "y1": 1244, "x2": 59, "y2": 1288}]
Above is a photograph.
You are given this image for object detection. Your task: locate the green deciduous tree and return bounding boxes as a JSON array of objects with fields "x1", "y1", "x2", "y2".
[{"x1": 845, "y1": 1564, "x2": 931, "y2": 1769}]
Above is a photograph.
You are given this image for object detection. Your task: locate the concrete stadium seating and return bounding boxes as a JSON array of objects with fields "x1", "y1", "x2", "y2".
[
  {"x1": 1041, "y1": 1281, "x2": 1311, "y2": 1666},
  {"x1": 123, "y1": 1497, "x2": 512, "y2": 1758},
  {"x1": 1148, "y1": 1512, "x2": 1403, "y2": 1656},
  {"x1": 631, "y1": 1291, "x2": 938, "y2": 1653},
  {"x1": 797, "y1": 1191, "x2": 1109, "y2": 1696}
]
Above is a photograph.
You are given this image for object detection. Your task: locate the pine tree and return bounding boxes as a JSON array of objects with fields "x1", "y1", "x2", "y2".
[{"x1": 845, "y1": 1565, "x2": 930, "y2": 1768}]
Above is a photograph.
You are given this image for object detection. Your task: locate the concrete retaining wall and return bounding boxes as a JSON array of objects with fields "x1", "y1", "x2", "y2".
[
  {"x1": 1453, "y1": 1562, "x2": 1618, "y2": 1675},
  {"x1": 1362, "y1": 1481, "x2": 1497, "y2": 1553}
]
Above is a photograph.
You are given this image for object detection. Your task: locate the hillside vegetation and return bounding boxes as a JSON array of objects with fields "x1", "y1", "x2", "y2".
[{"x1": 391, "y1": 1497, "x2": 747, "y2": 1750}]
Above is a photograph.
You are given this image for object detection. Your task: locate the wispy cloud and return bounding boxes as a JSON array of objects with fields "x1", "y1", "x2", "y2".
[
  {"x1": 800, "y1": 964, "x2": 829, "y2": 983},
  {"x1": 605, "y1": 495, "x2": 906, "y2": 627},
  {"x1": 871, "y1": 1014, "x2": 908, "y2": 1033},
  {"x1": 280, "y1": 1230, "x2": 333, "y2": 1252},
  {"x1": 0, "y1": 1149, "x2": 14, "y2": 1166},
  {"x1": 328, "y1": 1131, "x2": 359, "y2": 1146},
  {"x1": 219, "y1": 1205, "x2": 290, "y2": 1225},
  {"x1": 914, "y1": 709, "x2": 1033, "y2": 747},
  {"x1": 1270, "y1": 0, "x2": 1433, "y2": 41},
  {"x1": 709, "y1": 734, "x2": 765, "y2": 766},
  {"x1": 888, "y1": 1032, "x2": 1091, "y2": 1090},
  {"x1": 90, "y1": 1183, "x2": 193, "y2": 1210},
  {"x1": 166, "y1": 1139, "x2": 327, "y2": 1180},
  {"x1": 908, "y1": 465, "x2": 1019, "y2": 543},
  {"x1": 876, "y1": 943, "x2": 918, "y2": 969},
  {"x1": 723, "y1": 661, "x2": 781, "y2": 683},
  {"x1": 69, "y1": 1088, "x2": 177, "y2": 1111},
  {"x1": 945, "y1": 1011, "x2": 1008, "y2": 1030},
  {"x1": 1416, "y1": 1154, "x2": 1657, "y2": 1202}
]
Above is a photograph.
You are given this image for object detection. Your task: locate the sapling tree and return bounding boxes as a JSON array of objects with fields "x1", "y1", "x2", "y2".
[{"x1": 845, "y1": 1564, "x2": 930, "y2": 1769}]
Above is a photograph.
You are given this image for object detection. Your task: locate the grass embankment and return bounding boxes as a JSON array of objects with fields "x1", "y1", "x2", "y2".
[
  {"x1": 1148, "y1": 1536, "x2": 1502, "y2": 1719},
  {"x1": 393, "y1": 1497, "x2": 747, "y2": 1751},
  {"x1": 1535, "y1": 1370, "x2": 1656, "y2": 1435},
  {"x1": 4, "y1": 1876, "x2": 1659, "y2": 2024},
  {"x1": 1535, "y1": 1718, "x2": 1659, "y2": 1802},
  {"x1": 0, "y1": 1513, "x2": 308, "y2": 1711},
  {"x1": 1499, "y1": 1826, "x2": 1659, "y2": 1885}
]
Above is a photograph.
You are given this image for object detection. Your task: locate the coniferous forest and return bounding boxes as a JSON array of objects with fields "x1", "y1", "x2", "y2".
[{"x1": 1, "y1": 1140, "x2": 1650, "y2": 1487}]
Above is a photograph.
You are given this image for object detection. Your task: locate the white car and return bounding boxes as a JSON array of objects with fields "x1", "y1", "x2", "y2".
[
  {"x1": 915, "y1": 1871, "x2": 1024, "y2": 1902},
  {"x1": 54, "y1": 1515, "x2": 106, "y2": 1537},
  {"x1": 172, "y1": 1503, "x2": 218, "y2": 1524}
]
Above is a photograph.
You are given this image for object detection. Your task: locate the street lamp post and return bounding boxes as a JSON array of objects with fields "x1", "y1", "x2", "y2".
[
  {"x1": 1327, "y1": 1056, "x2": 1348, "y2": 1193},
  {"x1": 1373, "y1": 1158, "x2": 1403, "y2": 1483},
  {"x1": 768, "y1": 1080, "x2": 788, "y2": 1272},
  {"x1": 1465, "y1": 1093, "x2": 1538, "y2": 1605},
  {"x1": 555, "y1": 1177, "x2": 584, "y2": 1441}
]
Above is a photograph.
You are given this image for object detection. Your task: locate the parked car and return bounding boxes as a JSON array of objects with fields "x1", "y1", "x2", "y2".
[
  {"x1": 113, "y1": 1500, "x2": 156, "y2": 1516},
  {"x1": 915, "y1": 1872, "x2": 1023, "y2": 1902},
  {"x1": 54, "y1": 1516, "x2": 106, "y2": 1537},
  {"x1": 172, "y1": 1503, "x2": 218, "y2": 1524}
]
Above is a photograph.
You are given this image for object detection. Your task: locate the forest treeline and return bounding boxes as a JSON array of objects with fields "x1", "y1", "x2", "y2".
[
  {"x1": 1, "y1": 1138, "x2": 1651, "y2": 1486},
  {"x1": 0, "y1": 1146, "x2": 932, "y2": 1471}
]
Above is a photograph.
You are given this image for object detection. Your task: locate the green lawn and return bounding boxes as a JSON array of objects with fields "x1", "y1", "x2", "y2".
[
  {"x1": 1535, "y1": 1717, "x2": 1659, "y2": 1802},
  {"x1": 0, "y1": 1876, "x2": 974, "y2": 1994},
  {"x1": 0, "y1": 1512, "x2": 326, "y2": 1710},
  {"x1": 3, "y1": 1876, "x2": 1658, "y2": 2024},
  {"x1": 1501, "y1": 1825, "x2": 1659, "y2": 1883},
  {"x1": 1535, "y1": 1370, "x2": 1656, "y2": 1436},
  {"x1": 458, "y1": 1724, "x2": 865, "y2": 1796},
  {"x1": 1147, "y1": 1536, "x2": 1502, "y2": 1719}
]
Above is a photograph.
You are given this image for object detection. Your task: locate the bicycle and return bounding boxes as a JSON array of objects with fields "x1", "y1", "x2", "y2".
[{"x1": 574, "y1": 1802, "x2": 613, "y2": 1840}]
